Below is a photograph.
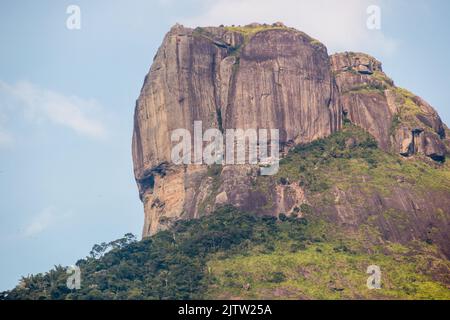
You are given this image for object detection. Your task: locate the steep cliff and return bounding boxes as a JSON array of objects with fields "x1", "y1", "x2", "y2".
[
  {"x1": 132, "y1": 23, "x2": 450, "y2": 258},
  {"x1": 330, "y1": 52, "x2": 448, "y2": 161},
  {"x1": 132, "y1": 23, "x2": 342, "y2": 235}
]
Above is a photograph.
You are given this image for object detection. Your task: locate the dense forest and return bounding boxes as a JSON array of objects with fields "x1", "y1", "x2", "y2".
[{"x1": 2, "y1": 206, "x2": 311, "y2": 299}]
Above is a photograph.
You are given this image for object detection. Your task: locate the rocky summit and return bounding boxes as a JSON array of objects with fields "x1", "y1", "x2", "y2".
[{"x1": 132, "y1": 23, "x2": 450, "y2": 256}]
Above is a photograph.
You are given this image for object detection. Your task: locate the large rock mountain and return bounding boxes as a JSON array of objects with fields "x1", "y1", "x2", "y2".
[
  {"x1": 132, "y1": 23, "x2": 450, "y2": 257},
  {"x1": 4, "y1": 23, "x2": 450, "y2": 301}
]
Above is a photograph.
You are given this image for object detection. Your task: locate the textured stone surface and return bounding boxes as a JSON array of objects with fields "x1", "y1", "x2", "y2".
[
  {"x1": 322, "y1": 185, "x2": 450, "y2": 257},
  {"x1": 133, "y1": 25, "x2": 448, "y2": 238},
  {"x1": 133, "y1": 24, "x2": 341, "y2": 236},
  {"x1": 133, "y1": 24, "x2": 341, "y2": 182},
  {"x1": 330, "y1": 52, "x2": 447, "y2": 160}
]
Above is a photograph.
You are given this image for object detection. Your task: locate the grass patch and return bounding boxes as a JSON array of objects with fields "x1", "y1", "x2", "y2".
[{"x1": 205, "y1": 240, "x2": 450, "y2": 300}]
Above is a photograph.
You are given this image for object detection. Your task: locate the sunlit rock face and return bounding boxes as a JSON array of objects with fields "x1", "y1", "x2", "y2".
[
  {"x1": 133, "y1": 24, "x2": 448, "y2": 237},
  {"x1": 132, "y1": 24, "x2": 341, "y2": 236},
  {"x1": 330, "y1": 52, "x2": 447, "y2": 160}
]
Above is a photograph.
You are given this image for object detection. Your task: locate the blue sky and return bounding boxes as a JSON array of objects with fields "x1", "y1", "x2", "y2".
[{"x1": 0, "y1": 0, "x2": 449, "y2": 291}]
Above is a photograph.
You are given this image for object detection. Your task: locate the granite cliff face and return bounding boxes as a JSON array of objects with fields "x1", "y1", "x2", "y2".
[
  {"x1": 330, "y1": 52, "x2": 448, "y2": 161},
  {"x1": 132, "y1": 23, "x2": 342, "y2": 235},
  {"x1": 133, "y1": 23, "x2": 340, "y2": 178},
  {"x1": 132, "y1": 23, "x2": 450, "y2": 256}
]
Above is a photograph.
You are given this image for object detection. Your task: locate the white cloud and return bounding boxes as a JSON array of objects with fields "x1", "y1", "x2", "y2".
[
  {"x1": 22, "y1": 207, "x2": 71, "y2": 238},
  {"x1": 181, "y1": 0, "x2": 396, "y2": 56},
  {"x1": 0, "y1": 81, "x2": 107, "y2": 140}
]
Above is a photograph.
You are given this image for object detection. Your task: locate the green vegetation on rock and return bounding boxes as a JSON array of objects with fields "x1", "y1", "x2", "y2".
[
  {"x1": 224, "y1": 25, "x2": 288, "y2": 36},
  {"x1": 3, "y1": 204, "x2": 448, "y2": 300},
  {"x1": 277, "y1": 124, "x2": 450, "y2": 196},
  {"x1": 3, "y1": 125, "x2": 449, "y2": 300},
  {"x1": 205, "y1": 240, "x2": 450, "y2": 300}
]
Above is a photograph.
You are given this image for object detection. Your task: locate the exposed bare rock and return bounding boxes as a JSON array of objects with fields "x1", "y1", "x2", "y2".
[
  {"x1": 417, "y1": 131, "x2": 447, "y2": 162},
  {"x1": 330, "y1": 52, "x2": 447, "y2": 161},
  {"x1": 224, "y1": 29, "x2": 341, "y2": 145},
  {"x1": 133, "y1": 25, "x2": 340, "y2": 181},
  {"x1": 275, "y1": 182, "x2": 307, "y2": 216},
  {"x1": 318, "y1": 185, "x2": 450, "y2": 258},
  {"x1": 214, "y1": 191, "x2": 228, "y2": 206},
  {"x1": 397, "y1": 127, "x2": 414, "y2": 156},
  {"x1": 133, "y1": 25, "x2": 448, "y2": 237},
  {"x1": 331, "y1": 51, "x2": 383, "y2": 76},
  {"x1": 133, "y1": 24, "x2": 342, "y2": 236}
]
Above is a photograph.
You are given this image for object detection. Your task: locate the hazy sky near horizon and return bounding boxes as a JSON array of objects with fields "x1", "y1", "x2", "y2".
[{"x1": 1, "y1": 0, "x2": 449, "y2": 291}]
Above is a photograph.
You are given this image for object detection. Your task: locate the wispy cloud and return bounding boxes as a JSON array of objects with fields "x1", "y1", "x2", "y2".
[
  {"x1": 22, "y1": 207, "x2": 71, "y2": 238},
  {"x1": 0, "y1": 81, "x2": 108, "y2": 140},
  {"x1": 181, "y1": 0, "x2": 396, "y2": 56}
]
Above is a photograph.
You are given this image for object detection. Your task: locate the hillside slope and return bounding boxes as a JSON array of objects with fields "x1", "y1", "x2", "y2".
[{"x1": 3, "y1": 126, "x2": 449, "y2": 299}]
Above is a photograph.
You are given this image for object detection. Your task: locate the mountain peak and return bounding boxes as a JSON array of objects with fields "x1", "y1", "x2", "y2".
[{"x1": 132, "y1": 24, "x2": 449, "y2": 244}]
